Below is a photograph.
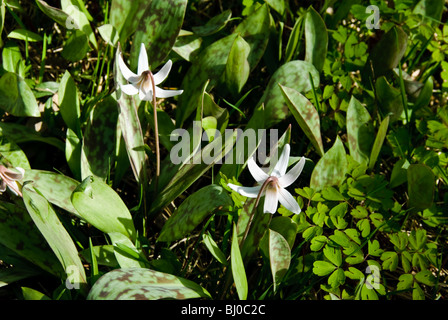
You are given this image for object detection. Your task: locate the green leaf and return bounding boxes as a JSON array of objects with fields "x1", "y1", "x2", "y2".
[
  {"x1": 8, "y1": 29, "x2": 42, "y2": 42},
  {"x1": 22, "y1": 184, "x2": 87, "y2": 292},
  {"x1": 369, "y1": 116, "x2": 390, "y2": 170},
  {"x1": 328, "y1": 268, "x2": 346, "y2": 289},
  {"x1": 310, "y1": 235, "x2": 327, "y2": 251},
  {"x1": 231, "y1": 224, "x2": 248, "y2": 300},
  {"x1": 304, "y1": 6, "x2": 328, "y2": 72},
  {"x1": 0, "y1": 136, "x2": 30, "y2": 169},
  {"x1": 381, "y1": 251, "x2": 399, "y2": 271},
  {"x1": 407, "y1": 164, "x2": 435, "y2": 211},
  {"x1": 310, "y1": 136, "x2": 348, "y2": 191},
  {"x1": 321, "y1": 186, "x2": 345, "y2": 201},
  {"x1": 313, "y1": 260, "x2": 336, "y2": 276},
  {"x1": 58, "y1": 71, "x2": 81, "y2": 136},
  {"x1": 269, "y1": 229, "x2": 291, "y2": 293},
  {"x1": 280, "y1": 84, "x2": 324, "y2": 157},
  {"x1": 323, "y1": 245, "x2": 343, "y2": 267},
  {"x1": 80, "y1": 245, "x2": 118, "y2": 268},
  {"x1": 108, "y1": 232, "x2": 146, "y2": 268},
  {"x1": 23, "y1": 169, "x2": 80, "y2": 217},
  {"x1": 397, "y1": 273, "x2": 413, "y2": 291},
  {"x1": 202, "y1": 232, "x2": 228, "y2": 265},
  {"x1": 87, "y1": 267, "x2": 211, "y2": 300},
  {"x1": 0, "y1": 122, "x2": 64, "y2": 150},
  {"x1": 98, "y1": 24, "x2": 119, "y2": 47},
  {"x1": 225, "y1": 35, "x2": 250, "y2": 97},
  {"x1": 61, "y1": 0, "x2": 97, "y2": 49},
  {"x1": 414, "y1": 270, "x2": 436, "y2": 287},
  {"x1": 21, "y1": 287, "x2": 51, "y2": 300},
  {"x1": 346, "y1": 96, "x2": 374, "y2": 165},
  {"x1": 109, "y1": 0, "x2": 146, "y2": 45},
  {"x1": 71, "y1": 176, "x2": 136, "y2": 240},
  {"x1": 61, "y1": 30, "x2": 90, "y2": 62},
  {"x1": 81, "y1": 96, "x2": 118, "y2": 181},
  {"x1": 130, "y1": 0, "x2": 187, "y2": 70},
  {"x1": 158, "y1": 185, "x2": 232, "y2": 242},
  {"x1": 36, "y1": 0, "x2": 72, "y2": 27},
  {"x1": 0, "y1": 72, "x2": 40, "y2": 117},
  {"x1": 0, "y1": 200, "x2": 64, "y2": 278},
  {"x1": 192, "y1": 9, "x2": 232, "y2": 36},
  {"x1": 375, "y1": 77, "x2": 404, "y2": 123}
]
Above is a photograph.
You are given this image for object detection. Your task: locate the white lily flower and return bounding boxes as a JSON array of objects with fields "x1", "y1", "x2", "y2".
[
  {"x1": 228, "y1": 144, "x2": 305, "y2": 214},
  {"x1": 0, "y1": 165, "x2": 25, "y2": 197},
  {"x1": 118, "y1": 43, "x2": 183, "y2": 101}
]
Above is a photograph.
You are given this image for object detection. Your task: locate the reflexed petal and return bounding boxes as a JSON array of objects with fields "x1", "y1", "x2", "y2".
[
  {"x1": 227, "y1": 183, "x2": 260, "y2": 198},
  {"x1": 3, "y1": 167, "x2": 25, "y2": 181},
  {"x1": 153, "y1": 60, "x2": 172, "y2": 85},
  {"x1": 272, "y1": 144, "x2": 290, "y2": 178},
  {"x1": 278, "y1": 187, "x2": 301, "y2": 214},
  {"x1": 247, "y1": 157, "x2": 269, "y2": 183},
  {"x1": 142, "y1": 89, "x2": 154, "y2": 101},
  {"x1": 137, "y1": 43, "x2": 149, "y2": 75},
  {"x1": 278, "y1": 156, "x2": 305, "y2": 188},
  {"x1": 7, "y1": 181, "x2": 21, "y2": 197},
  {"x1": 120, "y1": 83, "x2": 139, "y2": 96},
  {"x1": 139, "y1": 89, "x2": 147, "y2": 101},
  {"x1": 0, "y1": 180, "x2": 6, "y2": 192},
  {"x1": 264, "y1": 187, "x2": 279, "y2": 214},
  {"x1": 118, "y1": 52, "x2": 137, "y2": 80},
  {"x1": 154, "y1": 87, "x2": 183, "y2": 98}
]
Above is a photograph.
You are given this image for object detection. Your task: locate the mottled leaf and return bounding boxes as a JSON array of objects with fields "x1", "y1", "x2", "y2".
[
  {"x1": 346, "y1": 96, "x2": 374, "y2": 165},
  {"x1": 71, "y1": 175, "x2": 136, "y2": 240},
  {"x1": 269, "y1": 229, "x2": 291, "y2": 292},
  {"x1": 0, "y1": 200, "x2": 64, "y2": 278},
  {"x1": 280, "y1": 84, "x2": 324, "y2": 157},
  {"x1": 87, "y1": 267, "x2": 211, "y2": 300},
  {"x1": 22, "y1": 184, "x2": 87, "y2": 291},
  {"x1": 108, "y1": 232, "x2": 146, "y2": 268},
  {"x1": 0, "y1": 136, "x2": 30, "y2": 169},
  {"x1": 98, "y1": 24, "x2": 119, "y2": 47},
  {"x1": 130, "y1": 0, "x2": 187, "y2": 70},
  {"x1": 407, "y1": 164, "x2": 435, "y2": 211},
  {"x1": 109, "y1": 0, "x2": 146, "y2": 45},
  {"x1": 192, "y1": 9, "x2": 232, "y2": 36},
  {"x1": 0, "y1": 122, "x2": 64, "y2": 150},
  {"x1": 23, "y1": 169, "x2": 80, "y2": 217},
  {"x1": 248, "y1": 60, "x2": 320, "y2": 129},
  {"x1": 225, "y1": 35, "x2": 250, "y2": 97},
  {"x1": 158, "y1": 185, "x2": 232, "y2": 242},
  {"x1": 81, "y1": 96, "x2": 118, "y2": 181},
  {"x1": 310, "y1": 136, "x2": 348, "y2": 191},
  {"x1": 304, "y1": 6, "x2": 328, "y2": 72},
  {"x1": 0, "y1": 72, "x2": 40, "y2": 117}
]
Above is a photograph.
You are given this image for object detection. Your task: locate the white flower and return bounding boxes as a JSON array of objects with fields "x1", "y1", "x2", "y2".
[
  {"x1": 0, "y1": 165, "x2": 25, "y2": 197},
  {"x1": 227, "y1": 144, "x2": 305, "y2": 214},
  {"x1": 118, "y1": 43, "x2": 183, "y2": 101}
]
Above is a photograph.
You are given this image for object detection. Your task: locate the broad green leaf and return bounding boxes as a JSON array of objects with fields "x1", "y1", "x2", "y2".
[
  {"x1": 313, "y1": 260, "x2": 336, "y2": 276},
  {"x1": 58, "y1": 71, "x2": 81, "y2": 136},
  {"x1": 192, "y1": 9, "x2": 232, "y2": 36},
  {"x1": 108, "y1": 232, "x2": 146, "y2": 268},
  {"x1": 87, "y1": 267, "x2": 211, "y2": 300},
  {"x1": 23, "y1": 169, "x2": 80, "y2": 217},
  {"x1": 304, "y1": 6, "x2": 328, "y2": 72},
  {"x1": 36, "y1": 0, "x2": 72, "y2": 27},
  {"x1": 80, "y1": 245, "x2": 118, "y2": 267},
  {"x1": 7, "y1": 29, "x2": 42, "y2": 42},
  {"x1": 176, "y1": 4, "x2": 270, "y2": 126},
  {"x1": 231, "y1": 224, "x2": 248, "y2": 300},
  {"x1": 375, "y1": 77, "x2": 403, "y2": 123},
  {"x1": 98, "y1": 24, "x2": 119, "y2": 47},
  {"x1": 310, "y1": 136, "x2": 347, "y2": 191},
  {"x1": 0, "y1": 72, "x2": 40, "y2": 117},
  {"x1": 413, "y1": 0, "x2": 445, "y2": 21},
  {"x1": 61, "y1": 0, "x2": 97, "y2": 49},
  {"x1": 157, "y1": 185, "x2": 232, "y2": 242},
  {"x1": 2, "y1": 41, "x2": 25, "y2": 77},
  {"x1": 264, "y1": 0, "x2": 285, "y2": 15},
  {"x1": 269, "y1": 216, "x2": 298, "y2": 249},
  {"x1": 0, "y1": 136, "x2": 30, "y2": 169},
  {"x1": 149, "y1": 129, "x2": 236, "y2": 215},
  {"x1": 81, "y1": 96, "x2": 118, "y2": 181},
  {"x1": 225, "y1": 35, "x2": 250, "y2": 97},
  {"x1": 280, "y1": 84, "x2": 324, "y2": 157},
  {"x1": 0, "y1": 122, "x2": 64, "y2": 150},
  {"x1": 269, "y1": 229, "x2": 291, "y2": 292},
  {"x1": 248, "y1": 60, "x2": 320, "y2": 129},
  {"x1": 202, "y1": 232, "x2": 228, "y2": 265},
  {"x1": 21, "y1": 287, "x2": 51, "y2": 300},
  {"x1": 390, "y1": 158, "x2": 410, "y2": 188},
  {"x1": 71, "y1": 176, "x2": 136, "y2": 240},
  {"x1": 130, "y1": 0, "x2": 187, "y2": 70},
  {"x1": 362, "y1": 26, "x2": 408, "y2": 84},
  {"x1": 0, "y1": 200, "x2": 64, "y2": 278},
  {"x1": 61, "y1": 30, "x2": 89, "y2": 62},
  {"x1": 109, "y1": 0, "x2": 145, "y2": 44},
  {"x1": 369, "y1": 116, "x2": 390, "y2": 170},
  {"x1": 66, "y1": 127, "x2": 82, "y2": 180},
  {"x1": 407, "y1": 164, "x2": 435, "y2": 211},
  {"x1": 346, "y1": 96, "x2": 374, "y2": 165},
  {"x1": 22, "y1": 185, "x2": 87, "y2": 292}
]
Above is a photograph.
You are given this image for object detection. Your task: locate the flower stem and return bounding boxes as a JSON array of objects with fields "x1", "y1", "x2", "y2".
[{"x1": 148, "y1": 71, "x2": 160, "y2": 194}]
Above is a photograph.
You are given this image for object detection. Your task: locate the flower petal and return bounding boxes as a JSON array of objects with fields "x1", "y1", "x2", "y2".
[
  {"x1": 264, "y1": 186, "x2": 279, "y2": 214},
  {"x1": 142, "y1": 88, "x2": 154, "y2": 101},
  {"x1": 139, "y1": 89, "x2": 148, "y2": 101},
  {"x1": 118, "y1": 52, "x2": 137, "y2": 81},
  {"x1": 278, "y1": 156, "x2": 305, "y2": 188},
  {"x1": 153, "y1": 60, "x2": 172, "y2": 85},
  {"x1": 154, "y1": 87, "x2": 183, "y2": 99},
  {"x1": 137, "y1": 43, "x2": 149, "y2": 75},
  {"x1": 0, "y1": 180, "x2": 6, "y2": 193},
  {"x1": 247, "y1": 157, "x2": 269, "y2": 183},
  {"x1": 227, "y1": 183, "x2": 260, "y2": 198},
  {"x1": 3, "y1": 167, "x2": 24, "y2": 181},
  {"x1": 272, "y1": 144, "x2": 290, "y2": 178},
  {"x1": 120, "y1": 83, "x2": 139, "y2": 96},
  {"x1": 278, "y1": 187, "x2": 301, "y2": 214}
]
